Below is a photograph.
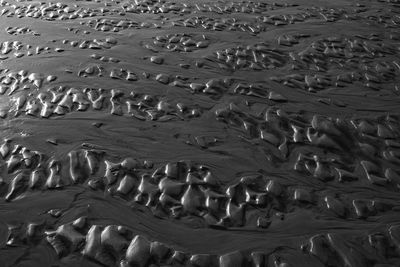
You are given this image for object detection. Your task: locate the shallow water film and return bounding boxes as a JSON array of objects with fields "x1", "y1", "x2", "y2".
[{"x1": 0, "y1": 0, "x2": 399, "y2": 266}]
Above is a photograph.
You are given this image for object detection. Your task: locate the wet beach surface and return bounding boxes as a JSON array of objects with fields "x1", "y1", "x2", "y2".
[{"x1": 0, "y1": 0, "x2": 399, "y2": 266}]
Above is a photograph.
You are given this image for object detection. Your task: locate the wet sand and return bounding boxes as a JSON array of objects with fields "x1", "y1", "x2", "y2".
[{"x1": 0, "y1": 0, "x2": 399, "y2": 266}]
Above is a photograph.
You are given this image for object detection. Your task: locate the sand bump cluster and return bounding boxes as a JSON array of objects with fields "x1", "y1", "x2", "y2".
[{"x1": 0, "y1": 0, "x2": 399, "y2": 266}]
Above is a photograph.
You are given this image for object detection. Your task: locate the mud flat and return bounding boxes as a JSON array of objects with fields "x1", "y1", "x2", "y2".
[{"x1": 0, "y1": 0, "x2": 400, "y2": 266}]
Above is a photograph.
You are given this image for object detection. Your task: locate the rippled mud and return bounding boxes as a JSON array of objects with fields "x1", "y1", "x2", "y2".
[{"x1": 0, "y1": 0, "x2": 399, "y2": 266}]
